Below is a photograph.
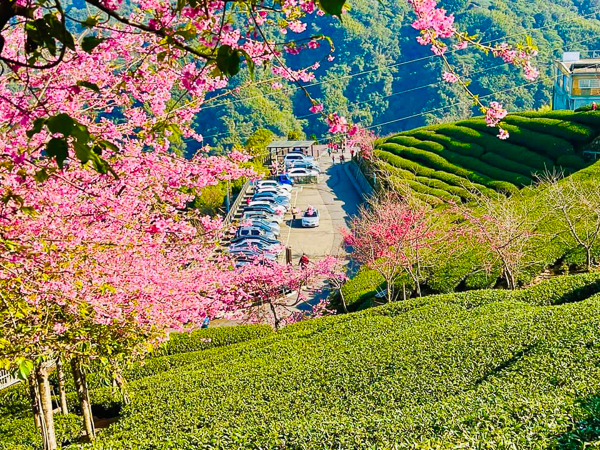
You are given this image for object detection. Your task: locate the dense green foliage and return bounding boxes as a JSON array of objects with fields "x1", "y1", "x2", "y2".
[
  {"x1": 188, "y1": 0, "x2": 600, "y2": 147},
  {"x1": 373, "y1": 111, "x2": 600, "y2": 202},
  {"x1": 4, "y1": 275, "x2": 600, "y2": 449},
  {"x1": 155, "y1": 324, "x2": 274, "y2": 356}
]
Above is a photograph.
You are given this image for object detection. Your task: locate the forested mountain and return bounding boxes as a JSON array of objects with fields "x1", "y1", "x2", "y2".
[{"x1": 193, "y1": 0, "x2": 600, "y2": 150}]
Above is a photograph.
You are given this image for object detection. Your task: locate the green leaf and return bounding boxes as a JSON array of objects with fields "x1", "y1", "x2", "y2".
[
  {"x1": 46, "y1": 113, "x2": 74, "y2": 136},
  {"x1": 216, "y1": 45, "x2": 241, "y2": 77},
  {"x1": 45, "y1": 14, "x2": 75, "y2": 51},
  {"x1": 71, "y1": 124, "x2": 91, "y2": 144},
  {"x1": 81, "y1": 16, "x2": 100, "y2": 29},
  {"x1": 90, "y1": 152, "x2": 118, "y2": 179},
  {"x1": 17, "y1": 360, "x2": 34, "y2": 381},
  {"x1": 34, "y1": 169, "x2": 50, "y2": 183},
  {"x1": 76, "y1": 80, "x2": 100, "y2": 93},
  {"x1": 238, "y1": 49, "x2": 255, "y2": 79},
  {"x1": 46, "y1": 138, "x2": 69, "y2": 169},
  {"x1": 81, "y1": 36, "x2": 105, "y2": 53},
  {"x1": 73, "y1": 141, "x2": 92, "y2": 164},
  {"x1": 26, "y1": 118, "x2": 46, "y2": 138},
  {"x1": 317, "y1": 0, "x2": 346, "y2": 18}
]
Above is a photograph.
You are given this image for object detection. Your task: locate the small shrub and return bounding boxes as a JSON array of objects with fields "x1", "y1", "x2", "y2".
[
  {"x1": 556, "y1": 154, "x2": 586, "y2": 170},
  {"x1": 502, "y1": 115, "x2": 595, "y2": 144}
]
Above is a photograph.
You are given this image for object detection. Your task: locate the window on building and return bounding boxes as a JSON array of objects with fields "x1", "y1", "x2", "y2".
[{"x1": 578, "y1": 78, "x2": 600, "y2": 89}]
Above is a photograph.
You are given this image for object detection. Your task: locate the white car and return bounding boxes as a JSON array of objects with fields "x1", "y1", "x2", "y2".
[
  {"x1": 284, "y1": 153, "x2": 313, "y2": 168},
  {"x1": 256, "y1": 180, "x2": 292, "y2": 193},
  {"x1": 288, "y1": 168, "x2": 319, "y2": 178},
  {"x1": 301, "y1": 208, "x2": 320, "y2": 227},
  {"x1": 235, "y1": 226, "x2": 277, "y2": 240},
  {"x1": 290, "y1": 160, "x2": 320, "y2": 172},
  {"x1": 248, "y1": 200, "x2": 287, "y2": 214},
  {"x1": 242, "y1": 210, "x2": 283, "y2": 224},
  {"x1": 229, "y1": 240, "x2": 281, "y2": 255},
  {"x1": 255, "y1": 186, "x2": 292, "y2": 199}
]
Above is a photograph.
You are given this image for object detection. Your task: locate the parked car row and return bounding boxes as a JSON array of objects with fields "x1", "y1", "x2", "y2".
[
  {"x1": 229, "y1": 179, "x2": 294, "y2": 266},
  {"x1": 283, "y1": 151, "x2": 320, "y2": 179}
]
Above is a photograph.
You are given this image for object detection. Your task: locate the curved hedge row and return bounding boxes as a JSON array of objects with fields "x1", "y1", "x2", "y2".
[
  {"x1": 406, "y1": 129, "x2": 486, "y2": 157},
  {"x1": 516, "y1": 110, "x2": 600, "y2": 131},
  {"x1": 457, "y1": 119, "x2": 574, "y2": 159},
  {"x1": 556, "y1": 154, "x2": 586, "y2": 170},
  {"x1": 502, "y1": 114, "x2": 595, "y2": 143},
  {"x1": 434, "y1": 124, "x2": 553, "y2": 170},
  {"x1": 155, "y1": 324, "x2": 274, "y2": 356}
]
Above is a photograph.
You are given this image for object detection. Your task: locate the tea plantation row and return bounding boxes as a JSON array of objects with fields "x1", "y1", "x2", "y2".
[
  {"x1": 373, "y1": 110, "x2": 600, "y2": 203},
  {"x1": 3, "y1": 274, "x2": 600, "y2": 449}
]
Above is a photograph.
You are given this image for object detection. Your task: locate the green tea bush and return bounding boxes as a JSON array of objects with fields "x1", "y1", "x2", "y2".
[
  {"x1": 502, "y1": 115, "x2": 595, "y2": 143},
  {"x1": 409, "y1": 130, "x2": 486, "y2": 157},
  {"x1": 340, "y1": 265, "x2": 384, "y2": 310},
  {"x1": 436, "y1": 124, "x2": 553, "y2": 170},
  {"x1": 415, "y1": 176, "x2": 474, "y2": 200},
  {"x1": 404, "y1": 178, "x2": 461, "y2": 202},
  {"x1": 155, "y1": 324, "x2": 274, "y2": 356},
  {"x1": 556, "y1": 154, "x2": 586, "y2": 170},
  {"x1": 51, "y1": 276, "x2": 600, "y2": 450},
  {"x1": 481, "y1": 152, "x2": 537, "y2": 176},
  {"x1": 517, "y1": 110, "x2": 600, "y2": 130},
  {"x1": 514, "y1": 272, "x2": 600, "y2": 306},
  {"x1": 458, "y1": 119, "x2": 574, "y2": 159}
]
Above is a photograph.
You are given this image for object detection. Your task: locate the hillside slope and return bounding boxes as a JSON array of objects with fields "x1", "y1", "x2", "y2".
[{"x1": 2, "y1": 275, "x2": 600, "y2": 449}]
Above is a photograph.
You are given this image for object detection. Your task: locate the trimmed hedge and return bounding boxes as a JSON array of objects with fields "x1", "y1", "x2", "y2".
[
  {"x1": 556, "y1": 154, "x2": 586, "y2": 170},
  {"x1": 340, "y1": 265, "x2": 384, "y2": 310},
  {"x1": 55, "y1": 277, "x2": 600, "y2": 448},
  {"x1": 414, "y1": 175, "x2": 475, "y2": 201},
  {"x1": 480, "y1": 152, "x2": 537, "y2": 177},
  {"x1": 457, "y1": 118, "x2": 574, "y2": 159},
  {"x1": 514, "y1": 272, "x2": 600, "y2": 306},
  {"x1": 435, "y1": 124, "x2": 554, "y2": 170},
  {"x1": 502, "y1": 114, "x2": 595, "y2": 144},
  {"x1": 155, "y1": 324, "x2": 274, "y2": 356},
  {"x1": 408, "y1": 130, "x2": 486, "y2": 157},
  {"x1": 517, "y1": 110, "x2": 600, "y2": 131}
]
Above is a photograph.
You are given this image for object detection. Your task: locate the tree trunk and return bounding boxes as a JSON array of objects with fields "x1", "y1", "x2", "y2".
[
  {"x1": 339, "y1": 288, "x2": 348, "y2": 314},
  {"x1": 71, "y1": 358, "x2": 96, "y2": 441},
  {"x1": 586, "y1": 246, "x2": 592, "y2": 271},
  {"x1": 269, "y1": 302, "x2": 281, "y2": 330},
  {"x1": 36, "y1": 362, "x2": 57, "y2": 450},
  {"x1": 56, "y1": 357, "x2": 69, "y2": 414},
  {"x1": 113, "y1": 366, "x2": 130, "y2": 405},
  {"x1": 27, "y1": 372, "x2": 42, "y2": 431}
]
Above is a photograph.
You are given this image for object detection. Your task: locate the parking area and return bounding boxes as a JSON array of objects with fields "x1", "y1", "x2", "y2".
[{"x1": 281, "y1": 151, "x2": 363, "y2": 263}]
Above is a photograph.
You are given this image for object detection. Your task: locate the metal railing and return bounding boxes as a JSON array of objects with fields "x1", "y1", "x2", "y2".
[
  {"x1": 223, "y1": 179, "x2": 252, "y2": 226},
  {"x1": 0, "y1": 369, "x2": 20, "y2": 391}
]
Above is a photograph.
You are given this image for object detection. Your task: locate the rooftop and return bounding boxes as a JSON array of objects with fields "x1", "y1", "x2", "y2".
[
  {"x1": 557, "y1": 52, "x2": 600, "y2": 74},
  {"x1": 267, "y1": 140, "x2": 315, "y2": 148}
]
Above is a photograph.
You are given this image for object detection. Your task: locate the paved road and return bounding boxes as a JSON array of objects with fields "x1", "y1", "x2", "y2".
[{"x1": 282, "y1": 152, "x2": 363, "y2": 263}]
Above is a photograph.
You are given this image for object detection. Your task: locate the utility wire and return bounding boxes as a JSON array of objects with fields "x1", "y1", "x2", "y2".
[{"x1": 198, "y1": 11, "x2": 599, "y2": 113}]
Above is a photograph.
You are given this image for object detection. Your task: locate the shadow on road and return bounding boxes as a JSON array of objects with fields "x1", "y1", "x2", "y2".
[{"x1": 325, "y1": 161, "x2": 362, "y2": 225}]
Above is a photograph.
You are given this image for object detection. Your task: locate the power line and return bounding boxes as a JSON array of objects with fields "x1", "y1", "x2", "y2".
[
  {"x1": 201, "y1": 31, "x2": 600, "y2": 143},
  {"x1": 198, "y1": 11, "x2": 599, "y2": 113}
]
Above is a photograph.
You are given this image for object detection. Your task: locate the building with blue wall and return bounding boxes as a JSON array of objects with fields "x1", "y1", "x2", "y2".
[{"x1": 553, "y1": 52, "x2": 600, "y2": 111}]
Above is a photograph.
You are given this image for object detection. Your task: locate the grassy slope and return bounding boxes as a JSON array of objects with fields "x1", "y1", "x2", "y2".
[{"x1": 3, "y1": 275, "x2": 600, "y2": 449}]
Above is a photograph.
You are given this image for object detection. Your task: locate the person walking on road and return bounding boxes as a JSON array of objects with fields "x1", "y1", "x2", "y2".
[
  {"x1": 327, "y1": 147, "x2": 332, "y2": 157},
  {"x1": 299, "y1": 253, "x2": 309, "y2": 269},
  {"x1": 340, "y1": 154, "x2": 345, "y2": 163},
  {"x1": 331, "y1": 154, "x2": 336, "y2": 164}
]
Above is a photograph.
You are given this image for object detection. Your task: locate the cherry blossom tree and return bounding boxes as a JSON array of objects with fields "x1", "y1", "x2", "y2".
[
  {"x1": 539, "y1": 173, "x2": 600, "y2": 271},
  {"x1": 452, "y1": 189, "x2": 546, "y2": 290},
  {"x1": 231, "y1": 255, "x2": 341, "y2": 329},
  {"x1": 342, "y1": 193, "x2": 443, "y2": 302}
]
